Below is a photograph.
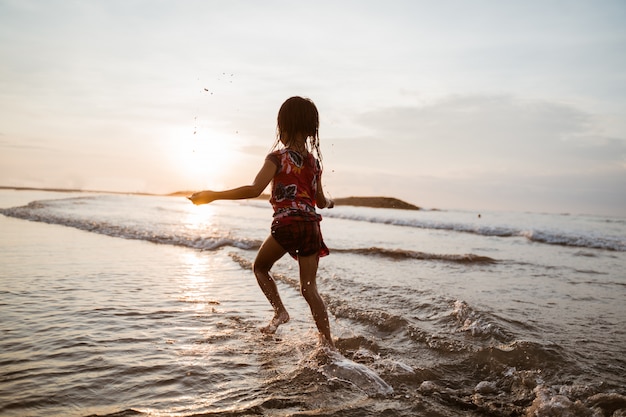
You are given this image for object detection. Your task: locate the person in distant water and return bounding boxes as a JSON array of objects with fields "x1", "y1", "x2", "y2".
[{"x1": 189, "y1": 96, "x2": 335, "y2": 347}]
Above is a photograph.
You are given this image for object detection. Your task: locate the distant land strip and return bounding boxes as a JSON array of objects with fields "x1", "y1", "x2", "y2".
[
  {"x1": 1, "y1": 186, "x2": 420, "y2": 211},
  {"x1": 0, "y1": 185, "x2": 155, "y2": 196},
  {"x1": 333, "y1": 196, "x2": 420, "y2": 210}
]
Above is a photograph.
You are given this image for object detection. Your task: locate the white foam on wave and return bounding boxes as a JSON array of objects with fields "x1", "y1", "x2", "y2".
[
  {"x1": 320, "y1": 350, "x2": 394, "y2": 396},
  {"x1": 452, "y1": 300, "x2": 507, "y2": 339},
  {"x1": 324, "y1": 209, "x2": 626, "y2": 251},
  {"x1": 526, "y1": 385, "x2": 590, "y2": 416}
]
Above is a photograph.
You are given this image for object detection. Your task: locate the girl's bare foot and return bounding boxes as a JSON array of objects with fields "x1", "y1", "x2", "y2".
[
  {"x1": 260, "y1": 311, "x2": 290, "y2": 334},
  {"x1": 319, "y1": 333, "x2": 335, "y2": 349}
]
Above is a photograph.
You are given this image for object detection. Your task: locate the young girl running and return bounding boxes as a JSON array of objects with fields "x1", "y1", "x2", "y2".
[{"x1": 188, "y1": 96, "x2": 335, "y2": 347}]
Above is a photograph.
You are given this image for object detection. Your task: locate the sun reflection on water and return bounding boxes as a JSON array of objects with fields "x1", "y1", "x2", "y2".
[
  {"x1": 182, "y1": 202, "x2": 217, "y2": 232},
  {"x1": 177, "y1": 251, "x2": 217, "y2": 312}
]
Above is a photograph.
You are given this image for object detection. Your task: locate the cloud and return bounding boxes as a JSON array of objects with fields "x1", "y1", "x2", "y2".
[
  {"x1": 319, "y1": 95, "x2": 626, "y2": 215},
  {"x1": 350, "y1": 95, "x2": 625, "y2": 177},
  {"x1": 0, "y1": 136, "x2": 60, "y2": 153}
]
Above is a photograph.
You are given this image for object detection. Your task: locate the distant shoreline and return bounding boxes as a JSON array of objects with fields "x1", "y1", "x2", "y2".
[
  {"x1": 1, "y1": 186, "x2": 421, "y2": 211},
  {"x1": 333, "y1": 196, "x2": 420, "y2": 210}
]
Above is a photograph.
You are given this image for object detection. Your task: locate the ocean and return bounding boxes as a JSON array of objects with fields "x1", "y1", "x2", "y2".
[{"x1": 1, "y1": 189, "x2": 624, "y2": 417}]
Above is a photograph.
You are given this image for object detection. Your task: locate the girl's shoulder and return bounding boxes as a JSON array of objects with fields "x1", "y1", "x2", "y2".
[
  {"x1": 265, "y1": 151, "x2": 281, "y2": 169},
  {"x1": 266, "y1": 148, "x2": 296, "y2": 170},
  {"x1": 266, "y1": 148, "x2": 289, "y2": 161}
]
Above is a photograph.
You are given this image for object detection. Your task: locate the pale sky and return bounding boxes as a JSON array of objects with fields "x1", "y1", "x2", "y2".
[{"x1": 1, "y1": 0, "x2": 625, "y2": 216}]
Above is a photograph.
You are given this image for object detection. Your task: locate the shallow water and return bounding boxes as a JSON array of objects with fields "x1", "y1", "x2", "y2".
[{"x1": 1, "y1": 190, "x2": 625, "y2": 416}]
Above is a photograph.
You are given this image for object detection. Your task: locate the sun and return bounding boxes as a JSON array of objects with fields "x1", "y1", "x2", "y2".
[{"x1": 166, "y1": 126, "x2": 241, "y2": 188}]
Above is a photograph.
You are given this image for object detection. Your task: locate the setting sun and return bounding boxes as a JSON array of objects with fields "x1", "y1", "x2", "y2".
[{"x1": 166, "y1": 126, "x2": 241, "y2": 189}]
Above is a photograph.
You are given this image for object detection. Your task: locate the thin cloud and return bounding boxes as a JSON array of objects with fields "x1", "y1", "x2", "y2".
[{"x1": 354, "y1": 95, "x2": 625, "y2": 177}]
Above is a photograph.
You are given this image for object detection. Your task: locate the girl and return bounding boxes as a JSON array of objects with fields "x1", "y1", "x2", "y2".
[{"x1": 189, "y1": 96, "x2": 335, "y2": 347}]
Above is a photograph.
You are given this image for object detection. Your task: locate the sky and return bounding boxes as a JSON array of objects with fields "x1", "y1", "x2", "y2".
[{"x1": 1, "y1": 0, "x2": 625, "y2": 216}]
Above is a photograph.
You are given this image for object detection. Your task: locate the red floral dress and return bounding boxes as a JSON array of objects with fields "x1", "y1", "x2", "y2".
[
  {"x1": 265, "y1": 148, "x2": 329, "y2": 258},
  {"x1": 266, "y1": 149, "x2": 321, "y2": 221}
]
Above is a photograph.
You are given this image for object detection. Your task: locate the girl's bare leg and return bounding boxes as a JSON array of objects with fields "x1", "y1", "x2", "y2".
[
  {"x1": 253, "y1": 235, "x2": 289, "y2": 334},
  {"x1": 298, "y1": 254, "x2": 334, "y2": 347}
]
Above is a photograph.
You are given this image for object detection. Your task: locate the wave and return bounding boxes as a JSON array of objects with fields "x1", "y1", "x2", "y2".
[
  {"x1": 318, "y1": 293, "x2": 618, "y2": 417},
  {"x1": 3, "y1": 197, "x2": 624, "y2": 254},
  {"x1": 519, "y1": 229, "x2": 624, "y2": 251},
  {"x1": 328, "y1": 296, "x2": 515, "y2": 355},
  {"x1": 376, "y1": 299, "x2": 612, "y2": 417},
  {"x1": 333, "y1": 247, "x2": 497, "y2": 264},
  {"x1": 324, "y1": 211, "x2": 626, "y2": 251},
  {"x1": 0, "y1": 200, "x2": 499, "y2": 264},
  {"x1": 0, "y1": 201, "x2": 261, "y2": 252}
]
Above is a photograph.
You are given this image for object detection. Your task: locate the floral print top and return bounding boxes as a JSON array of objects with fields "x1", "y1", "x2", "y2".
[{"x1": 266, "y1": 148, "x2": 321, "y2": 221}]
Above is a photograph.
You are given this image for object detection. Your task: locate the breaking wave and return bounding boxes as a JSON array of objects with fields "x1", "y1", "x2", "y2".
[
  {"x1": 0, "y1": 199, "x2": 499, "y2": 264},
  {"x1": 325, "y1": 211, "x2": 626, "y2": 251}
]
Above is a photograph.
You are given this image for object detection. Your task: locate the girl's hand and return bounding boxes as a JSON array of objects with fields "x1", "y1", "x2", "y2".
[{"x1": 188, "y1": 191, "x2": 215, "y2": 205}]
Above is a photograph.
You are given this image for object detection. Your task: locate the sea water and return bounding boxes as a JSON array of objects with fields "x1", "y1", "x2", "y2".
[{"x1": 0, "y1": 190, "x2": 624, "y2": 416}]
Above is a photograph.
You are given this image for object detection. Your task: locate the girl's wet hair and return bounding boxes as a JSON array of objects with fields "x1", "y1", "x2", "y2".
[{"x1": 274, "y1": 96, "x2": 323, "y2": 165}]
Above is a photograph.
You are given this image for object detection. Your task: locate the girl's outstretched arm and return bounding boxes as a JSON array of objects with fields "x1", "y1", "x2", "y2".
[{"x1": 188, "y1": 159, "x2": 277, "y2": 205}]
